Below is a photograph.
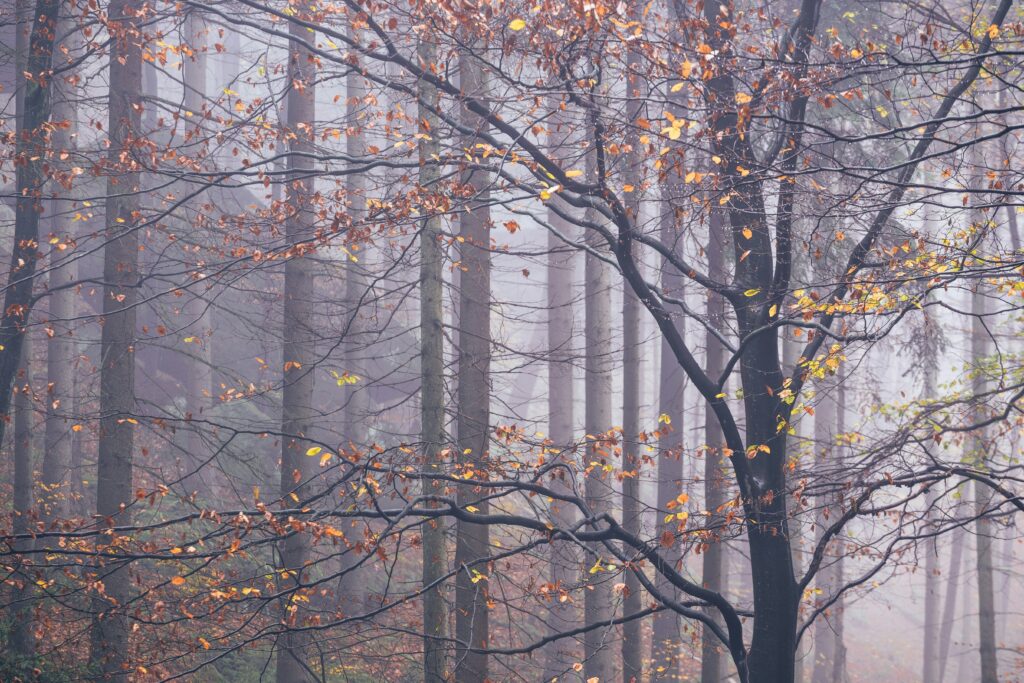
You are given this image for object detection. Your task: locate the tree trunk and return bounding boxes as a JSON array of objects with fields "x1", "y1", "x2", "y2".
[
  {"x1": 89, "y1": 0, "x2": 142, "y2": 676},
  {"x1": 41, "y1": 6, "x2": 81, "y2": 524},
  {"x1": 543, "y1": 114, "x2": 579, "y2": 681},
  {"x1": 9, "y1": 3, "x2": 35, "y2": 659},
  {"x1": 275, "y1": 16, "x2": 319, "y2": 683},
  {"x1": 922, "y1": 313, "x2": 941, "y2": 683},
  {"x1": 621, "y1": 14, "x2": 646, "y2": 681},
  {"x1": 453, "y1": 46, "x2": 491, "y2": 683},
  {"x1": 0, "y1": 0, "x2": 61, "y2": 455},
  {"x1": 970, "y1": 264, "x2": 998, "y2": 683},
  {"x1": 811, "y1": 374, "x2": 838, "y2": 683},
  {"x1": 583, "y1": 141, "x2": 615, "y2": 683},
  {"x1": 936, "y1": 525, "x2": 964, "y2": 683},
  {"x1": 701, "y1": 210, "x2": 728, "y2": 683},
  {"x1": 417, "y1": 35, "x2": 448, "y2": 683},
  {"x1": 784, "y1": 329, "x2": 807, "y2": 683},
  {"x1": 650, "y1": 197, "x2": 686, "y2": 679},
  {"x1": 11, "y1": 340, "x2": 35, "y2": 660},
  {"x1": 181, "y1": 7, "x2": 215, "y2": 498},
  {"x1": 338, "y1": 20, "x2": 370, "y2": 610}
]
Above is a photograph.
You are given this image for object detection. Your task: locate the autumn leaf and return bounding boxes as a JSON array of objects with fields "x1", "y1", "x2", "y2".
[
  {"x1": 171, "y1": 576, "x2": 186, "y2": 586},
  {"x1": 509, "y1": 18, "x2": 526, "y2": 31}
]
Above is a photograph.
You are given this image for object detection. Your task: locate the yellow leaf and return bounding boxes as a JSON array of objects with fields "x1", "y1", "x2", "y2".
[
  {"x1": 565, "y1": 169, "x2": 583, "y2": 178},
  {"x1": 465, "y1": 505, "x2": 479, "y2": 512},
  {"x1": 988, "y1": 24, "x2": 1000, "y2": 39},
  {"x1": 744, "y1": 288, "x2": 760, "y2": 297},
  {"x1": 661, "y1": 126, "x2": 681, "y2": 141},
  {"x1": 768, "y1": 304, "x2": 778, "y2": 317},
  {"x1": 671, "y1": 82, "x2": 684, "y2": 92},
  {"x1": 306, "y1": 446, "x2": 322, "y2": 457},
  {"x1": 735, "y1": 92, "x2": 752, "y2": 105},
  {"x1": 509, "y1": 18, "x2": 526, "y2": 31},
  {"x1": 658, "y1": 413, "x2": 671, "y2": 425},
  {"x1": 680, "y1": 60, "x2": 693, "y2": 78},
  {"x1": 742, "y1": 227, "x2": 752, "y2": 240}
]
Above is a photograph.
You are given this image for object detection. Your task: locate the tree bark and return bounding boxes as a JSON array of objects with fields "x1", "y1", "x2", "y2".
[
  {"x1": 275, "y1": 15, "x2": 319, "y2": 683},
  {"x1": 453, "y1": 45, "x2": 492, "y2": 683},
  {"x1": 181, "y1": 7, "x2": 215, "y2": 498},
  {"x1": 0, "y1": 0, "x2": 61, "y2": 454},
  {"x1": 338, "y1": 19, "x2": 370, "y2": 610},
  {"x1": 650, "y1": 196, "x2": 686, "y2": 679},
  {"x1": 970, "y1": 253, "x2": 998, "y2": 683},
  {"x1": 543, "y1": 113, "x2": 579, "y2": 681},
  {"x1": 89, "y1": 0, "x2": 142, "y2": 676},
  {"x1": 583, "y1": 135, "x2": 615, "y2": 683},
  {"x1": 621, "y1": 11, "x2": 646, "y2": 680},
  {"x1": 41, "y1": 5, "x2": 80, "y2": 525},
  {"x1": 11, "y1": 339, "x2": 35, "y2": 660},
  {"x1": 700, "y1": 210, "x2": 728, "y2": 683},
  {"x1": 417, "y1": 34, "x2": 448, "y2": 683}
]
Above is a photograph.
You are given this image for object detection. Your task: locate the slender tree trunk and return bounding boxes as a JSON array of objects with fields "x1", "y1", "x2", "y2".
[
  {"x1": 11, "y1": 340, "x2": 35, "y2": 660},
  {"x1": 651, "y1": 104, "x2": 688, "y2": 683},
  {"x1": 89, "y1": 0, "x2": 142, "y2": 676},
  {"x1": 701, "y1": 210, "x2": 728, "y2": 683},
  {"x1": 922, "y1": 313, "x2": 941, "y2": 683},
  {"x1": 417, "y1": 35, "x2": 448, "y2": 683},
  {"x1": 181, "y1": 7, "x2": 215, "y2": 498},
  {"x1": 831, "y1": 379, "x2": 847, "y2": 683},
  {"x1": 936, "y1": 525, "x2": 965, "y2": 683},
  {"x1": 784, "y1": 329, "x2": 806, "y2": 683},
  {"x1": 8, "y1": 2, "x2": 35, "y2": 659},
  {"x1": 338, "y1": 20, "x2": 370, "y2": 609},
  {"x1": 621, "y1": 11, "x2": 646, "y2": 680},
  {"x1": 811, "y1": 375, "x2": 838, "y2": 683},
  {"x1": 275, "y1": 15, "x2": 319, "y2": 683},
  {"x1": 970, "y1": 261, "x2": 998, "y2": 683},
  {"x1": 0, "y1": 0, "x2": 61, "y2": 454},
  {"x1": 453, "y1": 46, "x2": 491, "y2": 683},
  {"x1": 41, "y1": 6, "x2": 80, "y2": 524},
  {"x1": 621, "y1": 240, "x2": 642, "y2": 683},
  {"x1": 543, "y1": 115, "x2": 579, "y2": 680},
  {"x1": 650, "y1": 202, "x2": 686, "y2": 679},
  {"x1": 583, "y1": 138, "x2": 615, "y2": 683}
]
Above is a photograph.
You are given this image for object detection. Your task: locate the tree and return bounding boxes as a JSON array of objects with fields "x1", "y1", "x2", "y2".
[
  {"x1": 453, "y1": 41, "x2": 492, "y2": 683},
  {"x1": 417, "y1": 31, "x2": 448, "y2": 683},
  {"x1": 89, "y1": 0, "x2": 143, "y2": 675},
  {"x1": 275, "y1": 9, "x2": 319, "y2": 681}
]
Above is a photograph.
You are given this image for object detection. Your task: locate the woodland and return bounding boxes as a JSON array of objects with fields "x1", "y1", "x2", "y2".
[{"x1": 0, "y1": 0, "x2": 1023, "y2": 681}]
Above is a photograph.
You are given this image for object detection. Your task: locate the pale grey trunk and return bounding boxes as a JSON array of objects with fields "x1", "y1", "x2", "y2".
[
  {"x1": 181, "y1": 8, "x2": 215, "y2": 498},
  {"x1": 417, "y1": 36, "x2": 448, "y2": 683},
  {"x1": 275, "y1": 17, "x2": 319, "y2": 683},
  {"x1": 811, "y1": 375, "x2": 838, "y2": 683},
  {"x1": 922, "y1": 313, "x2": 941, "y2": 683},
  {"x1": 621, "y1": 14, "x2": 646, "y2": 680},
  {"x1": 651, "y1": 190, "x2": 687, "y2": 680},
  {"x1": 11, "y1": 340, "x2": 35, "y2": 659},
  {"x1": 936, "y1": 525, "x2": 965, "y2": 683},
  {"x1": 339, "y1": 21, "x2": 369, "y2": 609},
  {"x1": 89, "y1": 0, "x2": 142, "y2": 675},
  {"x1": 41, "y1": 6, "x2": 80, "y2": 523},
  {"x1": 700, "y1": 210, "x2": 728, "y2": 683},
  {"x1": 784, "y1": 329, "x2": 806, "y2": 683},
  {"x1": 453, "y1": 46, "x2": 491, "y2": 683},
  {"x1": 543, "y1": 119, "x2": 579, "y2": 679},
  {"x1": 970, "y1": 257, "x2": 998, "y2": 683},
  {"x1": 583, "y1": 165, "x2": 615, "y2": 682}
]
